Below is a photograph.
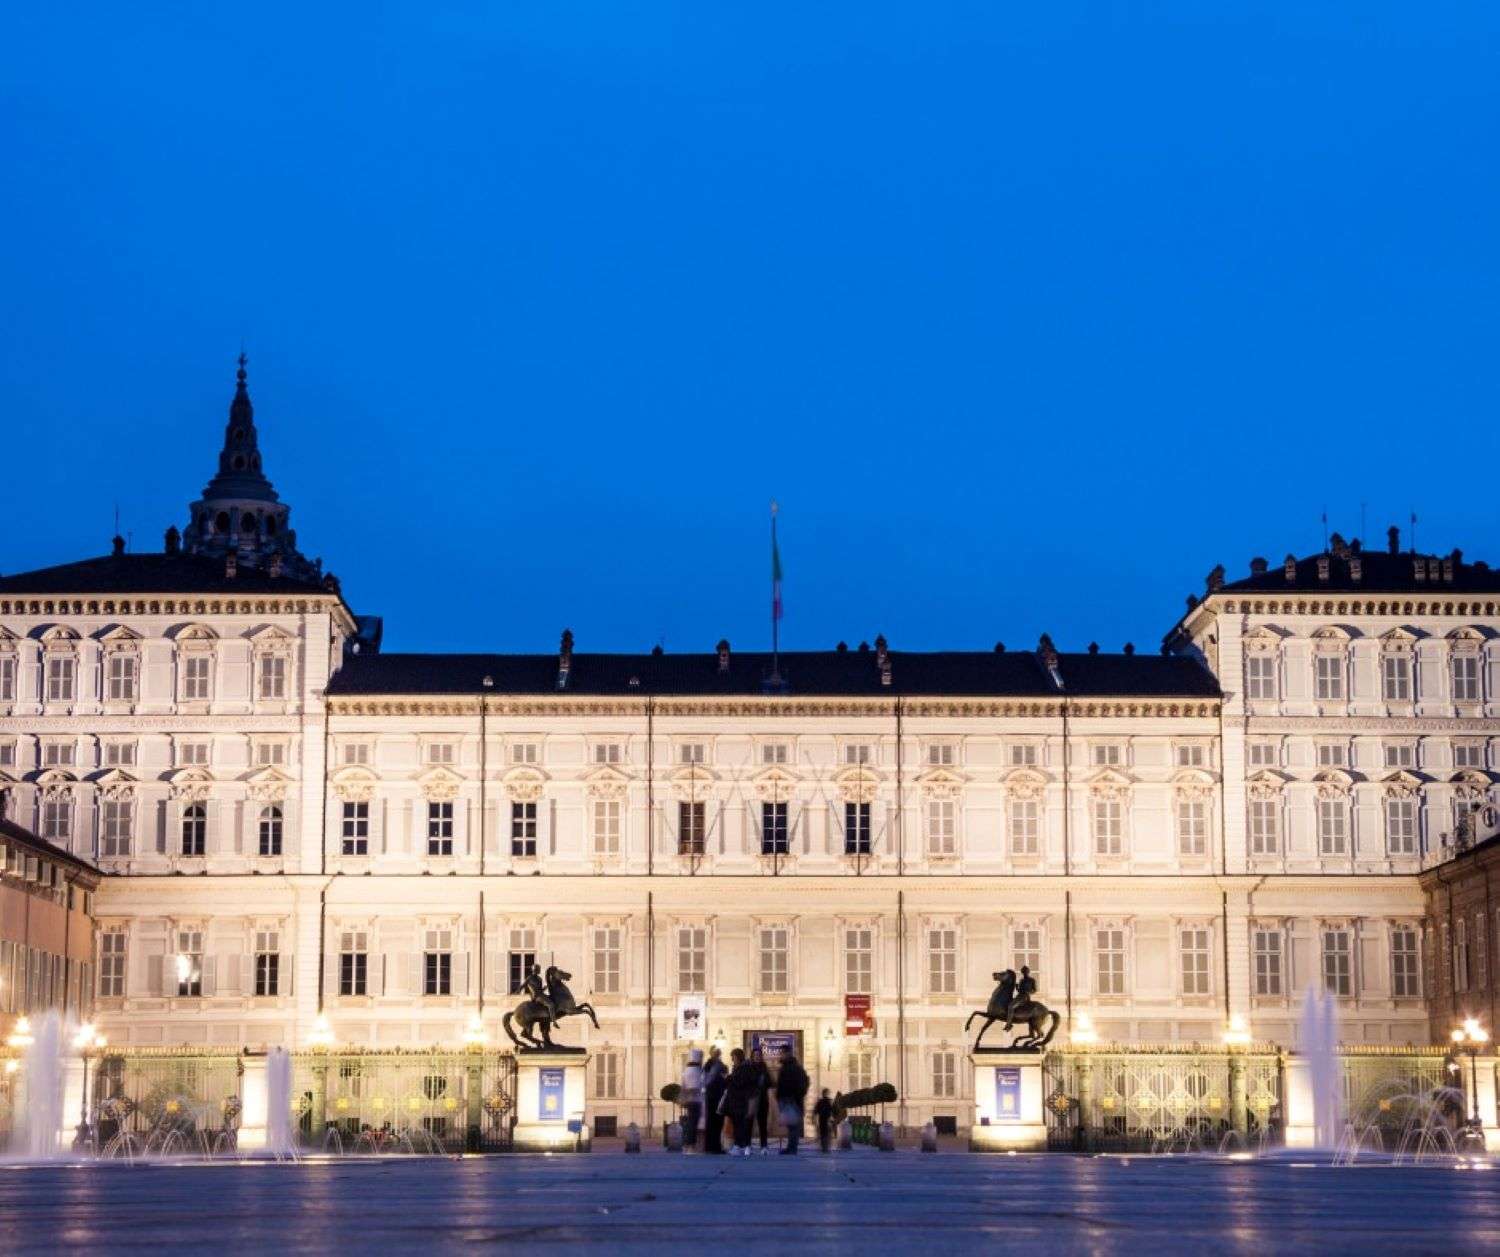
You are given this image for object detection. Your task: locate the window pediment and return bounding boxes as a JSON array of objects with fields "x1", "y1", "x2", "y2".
[
  {"x1": 245, "y1": 625, "x2": 293, "y2": 650},
  {"x1": 1313, "y1": 769, "x2": 1354, "y2": 799},
  {"x1": 1171, "y1": 768, "x2": 1215, "y2": 797},
  {"x1": 916, "y1": 767, "x2": 966, "y2": 799},
  {"x1": 246, "y1": 765, "x2": 292, "y2": 801},
  {"x1": 1243, "y1": 626, "x2": 1288, "y2": 651},
  {"x1": 1086, "y1": 768, "x2": 1132, "y2": 796},
  {"x1": 502, "y1": 765, "x2": 547, "y2": 802},
  {"x1": 1379, "y1": 626, "x2": 1419, "y2": 650},
  {"x1": 169, "y1": 622, "x2": 219, "y2": 645},
  {"x1": 330, "y1": 765, "x2": 377, "y2": 802},
  {"x1": 751, "y1": 765, "x2": 799, "y2": 802},
  {"x1": 583, "y1": 764, "x2": 631, "y2": 799},
  {"x1": 94, "y1": 768, "x2": 137, "y2": 799},
  {"x1": 1381, "y1": 770, "x2": 1423, "y2": 798},
  {"x1": 167, "y1": 766, "x2": 215, "y2": 801},
  {"x1": 417, "y1": 765, "x2": 463, "y2": 801},
  {"x1": 36, "y1": 768, "x2": 77, "y2": 791},
  {"x1": 1246, "y1": 770, "x2": 1288, "y2": 800},
  {"x1": 835, "y1": 765, "x2": 880, "y2": 803},
  {"x1": 38, "y1": 625, "x2": 79, "y2": 647},
  {"x1": 96, "y1": 624, "x2": 142, "y2": 646},
  {"x1": 1003, "y1": 768, "x2": 1048, "y2": 800}
]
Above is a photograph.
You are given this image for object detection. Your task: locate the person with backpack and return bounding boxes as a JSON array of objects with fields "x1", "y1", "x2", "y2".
[{"x1": 813, "y1": 1089, "x2": 835, "y2": 1153}]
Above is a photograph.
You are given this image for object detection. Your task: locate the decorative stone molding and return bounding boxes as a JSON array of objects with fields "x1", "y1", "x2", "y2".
[
  {"x1": 502, "y1": 766, "x2": 546, "y2": 803},
  {"x1": 1086, "y1": 768, "x2": 1132, "y2": 800},
  {"x1": 1246, "y1": 770, "x2": 1287, "y2": 801},
  {"x1": 668, "y1": 763, "x2": 716, "y2": 803},
  {"x1": 916, "y1": 767, "x2": 965, "y2": 800},
  {"x1": 168, "y1": 767, "x2": 215, "y2": 802},
  {"x1": 1380, "y1": 771, "x2": 1422, "y2": 800},
  {"x1": 0, "y1": 594, "x2": 354, "y2": 633},
  {"x1": 1003, "y1": 769, "x2": 1048, "y2": 801},
  {"x1": 1313, "y1": 769, "x2": 1354, "y2": 801},
  {"x1": 95, "y1": 769, "x2": 137, "y2": 801},
  {"x1": 246, "y1": 767, "x2": 291, "y2": 802},
  {"x1": 836, "y1": 766, "x2": 880, "y2": 804},
  {"x1": 330, "y1": 766, "x2": 377, "y2": 803},
  {"x1": 751, "y1": 766, "x2": 798, "y2": 803},
  {"x1": 417, "y1": 766, "x2": 463, "y2": 802},
  {"x1": 583, "y1": 766, "x2": 630, "y2": 801}
]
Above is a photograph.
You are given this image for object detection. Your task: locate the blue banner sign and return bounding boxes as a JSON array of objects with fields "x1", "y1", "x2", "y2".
[
  {"x1": 995, "y1": 1067, "x2": 1021, "y2": 1123},
  {"x1": 539, "y1": 1066, "x2": 565, "y2": 1122}
]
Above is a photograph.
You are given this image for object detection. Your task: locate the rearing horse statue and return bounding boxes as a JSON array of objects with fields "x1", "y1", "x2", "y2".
[
  {"x1": 965, "y1": 968, "x2": 1061, "y2": 1051},
  {"x1": 502, "y1": 965, "x2": 600, "y2": 1050}
]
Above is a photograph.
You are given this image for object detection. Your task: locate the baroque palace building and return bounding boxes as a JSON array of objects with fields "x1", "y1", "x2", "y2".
[{"x1": 2, "y1": 360, "x2": 1499, "y2": 1129}]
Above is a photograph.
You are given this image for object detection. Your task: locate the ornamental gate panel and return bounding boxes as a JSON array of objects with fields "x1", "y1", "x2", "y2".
[
  {"x1": 90, "y1": 1051, "x2": 246, "y2": 1156},
  {"x1": 1340, "y1": 1050, "x2": 1452, "y2": 1145},
  {"x1": 292, "y1": 1050, "x2": 518, "y2": 1153}
]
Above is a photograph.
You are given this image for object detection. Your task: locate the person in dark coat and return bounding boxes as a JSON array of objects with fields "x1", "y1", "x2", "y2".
[
  {"x1": 813, "y1": 1089, "x2": 835, "y2": 1153},
  {"x1": 749, "y1": 1048, "x2": 772, "y2": 1153},
  {"x1": 773, "y1": 1053, "x2": 811, "y2": 1155},
  {"x1": 723, "y1": 1048, "x2": 759, "y2": 1155},
  {"x1": 701, "y1": 1047, "x2": 728, "y2": 1154}
]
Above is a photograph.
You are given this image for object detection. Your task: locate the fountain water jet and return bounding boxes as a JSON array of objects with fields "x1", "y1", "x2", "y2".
[
  {"x1": 1301, "y1": 986, "x2": 1342, "y2": 1149},
  {"x1": 13, "y1": 1010, "x2": 66, "y2": 1159},
  {"x1": 265, "y1": 1048, "x2": 296, "y2": 1160}
]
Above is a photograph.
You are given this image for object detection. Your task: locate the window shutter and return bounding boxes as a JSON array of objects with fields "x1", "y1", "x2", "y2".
[
  {"x1": 324, "y1": 951, "x2": 339, "y2": 997},
  {"x1": 826, "y1": 801, "x2": 841, "y2": 855},
  {"x1": 378, "y1": 798, "x2": 388, "y2": 855},
  {"x1": 410, "y1": 951, "x2": 424, "y2": 996},
  {"x1": 200, "y1": 954, "x2": 217, "y2": 997},
  {"x1": 743, "y1": 803, "x2": 756, "y2": 854},
  {"x1": 233, "y1": 802, "x2": 244, "y2": 855},
  {"x1": 206, "y1": 800, "x2": 221, "y2": 855},
  {"x1": 484, "y1": 946, "x2": 504, "y2": 996},
  {"x1": 871, "y1": 801, "x2": 885, "y2": 854},
  {"x1": 716, "y1": 802, "x2": 726, "y2": 855},
  {"x1": 239, "y1": 953, "x2": 254, "y2": 996},
  {"x1": 548, "y1": 798, "x2": 557, "y2": 856},
  {"x1": 455, "y1": 949, "x2": 470, "y2": 996},
  {"x1": 485, "y1": 800, "x2": 499, "y2": 856},
  {"x1": 148, "y1": 953, "x2": 165, "y2": 997},
  {"x1": 156, "y1": 800, "x2": 168, "y2": 854}
]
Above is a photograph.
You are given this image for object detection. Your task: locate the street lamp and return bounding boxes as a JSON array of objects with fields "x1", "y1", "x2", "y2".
[
  {"x1": 6, "y1": 1015, "x2": 34, "y2": 1049},
  {"x1": 823, "y1": 1026, "x2": 837, "y2": 1071},
  {"x1": 307, "y1": 1014, "x2": 335, "y2": 1050},
  {"x1": 1222, "y1": 1015, "x2": 1251, "y2": 1048},
  {"x1": 463, "y1": 1014, "x2": 487, "y2": 1050},
  {"x1": 73, "y1": 1023, "x2": 102, "y2": 1150},
  {"x1": 1451, "y1": 1018, "x2": 1490, "y2": 1132}
]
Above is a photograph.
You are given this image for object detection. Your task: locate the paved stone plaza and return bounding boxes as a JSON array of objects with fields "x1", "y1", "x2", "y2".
[{"x1": 3, "y1": 1150, "x2": 1498, "y2": 1253}]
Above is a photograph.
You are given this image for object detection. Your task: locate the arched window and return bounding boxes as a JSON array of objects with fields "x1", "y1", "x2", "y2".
[
  {"x1": 214, "y1": 512, "x2": 230, "y2": 535},
  {"x1": 181, "y1": 802, "x2": 207, "y2": 856},
  {"x1": 258, "y1": 805, "x2": 283, "y2": 858}
]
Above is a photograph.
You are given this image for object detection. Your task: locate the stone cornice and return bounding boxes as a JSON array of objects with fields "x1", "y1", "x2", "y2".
[
  {"x1": 0, "y1": 593, "x2": 354, "y2": 634},
  {"x1": 1246, "y1": 715, "x2": 1499, "y2": 734},
  {"x1": 329, "y1": 695, "x2": 1221, "y2": 720}
]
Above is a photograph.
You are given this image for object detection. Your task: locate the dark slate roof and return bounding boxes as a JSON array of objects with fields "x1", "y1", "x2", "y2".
[
  {"x1": 1219, "y1": 548, "x2": 1500, "y2": 596},
  {"x1": 0, "y1": 815, "x2": 101, "y2": 879},
  {"x1": 328, "y1": 649, "x2": 1221, "y2": 699},
  {"x1": 0, "y1": 552, "x2": 334, "y2": 597}
]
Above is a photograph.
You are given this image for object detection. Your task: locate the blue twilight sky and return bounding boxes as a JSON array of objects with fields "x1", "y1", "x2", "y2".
[{"x1": 3, "y1": 4, "x2": 1497, "y2": 655}]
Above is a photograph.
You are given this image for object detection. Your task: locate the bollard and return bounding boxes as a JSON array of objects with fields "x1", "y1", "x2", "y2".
[
  {"x1": 878, "y1": 1122, "x2": 895, "y2": 1151},
  {"x1": 836, "y1": 1119, "x2": 853, "y2": 1151},
  {"x1": 920, "y1": 1121, "x2": 937, "y2": 1153},
  {"x1": 624, "y1": 1122, "x2": 641, "y2": 1153},
  {"x1": 665, "y1": 1121, "x2": 683, "y2": 1152}
]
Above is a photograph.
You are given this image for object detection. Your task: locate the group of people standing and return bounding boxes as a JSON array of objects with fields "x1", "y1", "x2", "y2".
[{"x1": 678, "y1": 1045, "x2": 834, "y2": 1155}]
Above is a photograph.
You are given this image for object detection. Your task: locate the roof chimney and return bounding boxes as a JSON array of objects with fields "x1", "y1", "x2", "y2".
[
  {"x1": 558, "y1": 629, "x2": 574, "y2": 689},
  {"x1": 1388, "y1": 525, "x2": 1400, "y2": 555},
  {"x1": 1088, "y1": 641, "x2": 1099, "y2": 655},
  {"x1": 836, "y1": 641, "x2": 848, "y2": 653},
  {"x1": 716, "y1": 639, "x2": 730, "y2": 673},
  {"x1": 1330, "y1": 532, "x2": 1348, "y2": 559},
  {"x1": 994, "y1": 642, "x2": 1005, "y2": 653},
  {"x1": 164, "y1": 525, "x2": 180, "y2": 555},
  {"x1": 1249, "y1": 556, "x2": 1268, "y2": 576},
  {"x1": 874, "y1": 635, "x2": 888, "y2": 669},
  {"x1": 111, "y1": 534, "x2": 126, "y2": 557},
  {"x1": 1283, "y1": 554, "x2": 1297, "y2": 582},
  {"x1": 1123, "y1": 642, "x2": 1135, "y2": 655}
]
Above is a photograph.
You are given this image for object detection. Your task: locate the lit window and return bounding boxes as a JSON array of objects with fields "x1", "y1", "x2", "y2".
[
  {"x1": 677, "y1": 927, "x2": 706, "y2": 993},
  {"x1": 175, "y1": 930, "x2": 204, "y2": 997},
  {"x1": 1180, "y1": 927, "x2": 1211, "y2": 996},
  {"x1": 928, "y1": 927, "x2": 957, "y2": 995},
  {"x1": 845, "y1": 927, "x2": 873, "y2": 995},
  {"x1": 677, "y1": 801, "x2": 705, "y2": 856}
]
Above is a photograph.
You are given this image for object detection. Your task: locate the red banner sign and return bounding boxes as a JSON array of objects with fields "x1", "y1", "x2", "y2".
[{"x1": 844, "y1": 994, "x2": 873, "y2": 1036}]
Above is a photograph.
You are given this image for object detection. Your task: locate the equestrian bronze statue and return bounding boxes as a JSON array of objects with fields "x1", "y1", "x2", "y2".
[
  {"x1": 502, "y1": 964, "x2": 600, "y2": 1050},
  {"x1": 965, "y1": 965, "x2": 1061, "y2": 1051}
]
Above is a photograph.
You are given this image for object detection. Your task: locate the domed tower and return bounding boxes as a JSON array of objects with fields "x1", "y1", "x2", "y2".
[{"x1": 182, "y1": 354, "x2": 317, "y2": 579}]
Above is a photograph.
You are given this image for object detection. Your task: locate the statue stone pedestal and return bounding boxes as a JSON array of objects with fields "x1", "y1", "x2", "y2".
[
  {"x1": 512, "y1": 1050, "x2": 591, "y2": 1152},
  {"x1": 968, "y1": 1052, "x2": 1046, "y2": 1152}
]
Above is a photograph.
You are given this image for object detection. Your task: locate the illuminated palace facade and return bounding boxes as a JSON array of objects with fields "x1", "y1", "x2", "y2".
[{"x1": 2, "y1": 362, "x2": 1499, "y2": 1128}]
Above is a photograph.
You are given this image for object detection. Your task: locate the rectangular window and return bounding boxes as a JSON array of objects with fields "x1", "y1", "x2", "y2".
[
  {"x1": 182, "y1": 654, "x2": 212, "y2": 701},
  {"x1": 678, "y1": 801, "x2": 705, "y2": 856},
  {"x1": 845, "y1": 927, "x2": 873, "y2": 994},
  {"x1": 928, "y1": 927, "x2": 957, "y2": 995},
  {"x1": 338, "y1": 931, "x2": 368, "y2": 996},
  {"x1": 677, "y1": 927, "x2": 706, "y2": 993},
  {"x1": 426, "y1": 742, "x2": 457, "y2": 765},
  {"x1": 508, "y1": 929, "x2": 537, "y2": 994},
  {"x1": 175, "y1": 930, "x2": 203, "y2": 997},
  {"x1": 423, "y1": 929, "x2": 453, "y2": 996},
  {"x1": 844, "y1": 802, "x2": 871, "y2": 856},
  {"x1": 761, "y1": 801, "x2": 789, "y2": 855},
  {"x1": 1252, "y1": 929, "x2": 1283, "y2": 996},
  {"x1": 510, "y1": 801, "x2": 537, "y2": 857},
  {"x1": 259, "y1": 655, "x2": 287, "y2": 700},
  {"x1": 1454, "y1": 919, "x2": 1470, "y2": 993},
  {"x1": 0, "y1": 655, "x2": 15, "y2": 702},
  {"x1": 1176, "y1": 797, "x2": 1208, "y2": 857},
  {"x1": 593, "y1": 742, "x2": 623, "y2": 764},
  {"x1": 1317, "y1": 799, "x2": 1348, "y2": 856},
  {"x1": 42, "y1": 742, "x2": 75, "y2": 767},
  {"x1": 927, "y1": 743, "x2": 956, "y2": 767},
  {"x1": 1091, "y1": 744, "x2": 1122, "y2": 767},
  {"x1": 843, "y1": 744, "x2": 872, "y2": 766},
  {"x1": 1180, "y1": 927, "x2": 1211, "y2": 996},
  {"x1": 258, "y1": 806, "x2": 283, "y2": 857},
  {"x1": 46, "y1": 655, "x2": 76, "y2": 703},
  {"x1": 679, "y1": 743, "x2": 705, "y2": 765},
  {"x1": 761, "y1": 743, "x2": 789, "y2": 765},
  {"x1": 106, "y1": 653, "x2": 138, "y2": 702},
  {"x1": 427, "y1": 801, "x2": 454, "y2": 856},
  {"x1": 1316, "y1": 743, "x2": 1347, "y2": 768},
  {"x1": 101, "y1": 799, "x2": 132, "y2": 858},
  {"x1": 1175, "y1": 744, "x2": 1207, "y2": 768},
  {"x1": 1322, "y1": 929, "x2": 1352, "y2": 996},
  {"x1": 342, "y1": 743, "x2": 371, "y2": 766},
  {"x1": 1012, "y1": 927, "x2": 1041, "y2": 976},
  {"x1": 1092, "y1": 797, "x2": 1123, "y2": 856},
  {"x1": 1095, "y1": 928, "x2": 1126, "y2": 996},
  {"x1": 1391, "y1": 927, "x2": 1420, "y2": 998},
  {"x1": 760, "y1": 926, "x2": 789, "y2": 994},
  {"x1": 103, "y1": 742, "x2": 136, "y2": 767},
  {"x1": 1009, "y1": 743, "x2": 1039, "y2": 767},
  {"x1": 254, "y1": 930, "x2": 280, "y2": 997},
  {"x1": 180, "y1": 804, "x2": 207, "y2": 856},
  {"x1": 1453, "y1": 655, "x2": 1481, "y2": 703},
  {"x1": 1247, "y1": 742, "x2": 1278, "y2": 768},
  {"x1": 340, "y1": 802, "x2": 369, "y2": 856},
  {"x1": 592, "y1": 799, "x2": 620, "y2": 857},
  {"x1": 1385, "y1": 797, "x2": 1418, "y2": 856},
  {"x1": 848, "y1": 1052, "x2": 875, "y2": 1094},
  {"x1": 1248, "y1": 799, "x2": 1280, "y2": 856},
  {"x1": 509, "y1": 742, "x2": 538, "y2": 765},
  {"x1": 0, "y1": 741, "x2": 13, "y2": 768},
  {"x1": 41, "y1": 797, "x2": 70, "y2": 841},
  {"x1": 926, "y1": 799, "x2": 956, "y2": 857},
  {"x1": 179, "y1": 741, "x2": 210, "y2": 766},
  {"x1": 1454, "y1": 742, "x2": 1485, "y2": 770},
  {"x1": 1383, "y1": 744, "x2": 1416, "y2": 770},
  {"x1": 592, "y1": 1050, "x2": 621, "y2": 1100},
  {"x1": 1382, "y1": 654, "x2": 1412, "y2": 702},
  {"x1": 99, "y1": 932, "x2": 126, "y2": 998},
  {"x1": 1008, "y1": 799, "x2": 1040, "y2": 856},
  {"x1": 1245, "y1": 655, "x2": 1277, "y2": 701},
  {"x1": 932, "y1": 1050, "x2": 957, "y2": 1098},
  {"x1": 592, "y1": 926, "x2": 621, "y2": 994},
  {"x1": 1314, "y1": 654, "x2": 1344, "y2": 701}
]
